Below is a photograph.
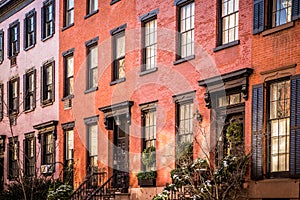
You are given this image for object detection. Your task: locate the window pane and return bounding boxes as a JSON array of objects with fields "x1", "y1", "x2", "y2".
[
  {"x1": 67, "y1": 56, "x2": 74, "y2": 77},
  {"x1": 89, "y1": 125, "x2": 98, "y2": 156},
  {"x1": 116, "y1": 35, "x2": 125, "y2": 58}
]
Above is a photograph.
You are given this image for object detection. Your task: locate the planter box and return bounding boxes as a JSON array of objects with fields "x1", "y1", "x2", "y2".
[{"x1": 138, "y1": 179, "x2": 156, "y2": 187}]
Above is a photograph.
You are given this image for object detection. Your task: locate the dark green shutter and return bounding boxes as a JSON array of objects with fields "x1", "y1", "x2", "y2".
[
  {"x1": 251, "y1": 84, "x2": 264, "y2": 180},
  {"x1": 253, "y1": 0, "x2": 264, "y2": 34},
  {"x1": 41, "y1": 6, "x2": 45, "y2": 39},
  {"x1": 33, "y1": 69, "x2": 37, "y2": 109},
  {"x1": 16, "y1": 22, "x2": 20, "y2": 54},
  {"x1": 217, "y1": 0, "x2": 222, "y2": 46},
  {"x1": 292, "y1": 0, "x2": 300, "y2": 20},
  {"x1": 24, "y1": 17, "x2": 27, "y2": 49},
  {"x1": 7, "y1": 27, "x2": 11, "y2": 57},
  {"x1": 290, "y1": 75, "x2": 300, "y2": 177},
  {"x1": 23, "y1": 74, "x2": 27, "y2": 110}
]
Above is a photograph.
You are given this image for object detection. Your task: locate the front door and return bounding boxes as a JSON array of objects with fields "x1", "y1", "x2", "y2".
[
  {"x1": 216, "y1": 111, "x2": 244, "y2": 165},
  {"x1": 113, "y1": 115, "x2": 129, "y2": 192}
]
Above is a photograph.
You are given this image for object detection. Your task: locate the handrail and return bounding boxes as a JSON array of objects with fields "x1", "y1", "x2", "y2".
[
  {"x1": 69, "y1": 171, "x2": 106, "y2": 200},
  {"x1": 86, "y1": 172, "x2": 117, "y2": 200}
]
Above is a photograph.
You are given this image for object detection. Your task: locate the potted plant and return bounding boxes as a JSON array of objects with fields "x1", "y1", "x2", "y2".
[{"x1": 137, "y1": 146, "x2": 157, "y2": 187}]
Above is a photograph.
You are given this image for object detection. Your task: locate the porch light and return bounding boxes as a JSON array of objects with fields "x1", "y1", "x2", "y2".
[{"x1": 194, "y1": 109, "x2": 202, "y2": 122}]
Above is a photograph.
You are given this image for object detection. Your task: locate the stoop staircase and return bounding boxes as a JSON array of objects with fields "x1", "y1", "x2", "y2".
[{"x1": 70, "y1": 172, "x2": 129, "y2": 200}]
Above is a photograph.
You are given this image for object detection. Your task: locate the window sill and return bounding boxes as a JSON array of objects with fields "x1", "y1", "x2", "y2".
[
  {"x1": 42, "y1": 34, "x2": 54, "y2": 42},
  {"x1": 61, "y1": 94, "x2": 74, "y2": 101},
  {"x1": 8, "y1": 54, "x2": 19, "y2": 59},
  {"x1": 213, "y1": 40, "x2": 240, "y2": 52},
  {"x1": 24, "y1": 44, "x2": 35, "y2": 51},
  {"x1": 110, "y1": 0, "x2": 121, "y2": 5},
  {"x1": 262, "y1": 22, "x2": 294, "y2": 37},
  {"x1": 139, "y1": 67, "x2": 158, "y2": 76},
  {"x1": 110, "y1": 77, "x2": 126, "y2": 85},
  {"x1": 41, "y1": 100, "x2": 54, "y2": 107},
  {"x1": 84, "y1": 10, "x2": 99, "y2": 19},
  {"x1": 84, "y1": 86, "x2": 98, "y2": 94},
  {"x1": 62, "y1": 23, "x2": 74, "y2": 32},
  {"x1": 173, "y1": 55, "x2": 195, "y2": 65},
  {"x1": 24, "y1": 107, "x2": 35, "y2": 114}
]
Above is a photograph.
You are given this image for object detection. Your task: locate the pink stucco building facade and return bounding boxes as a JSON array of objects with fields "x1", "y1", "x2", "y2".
[{"x1": 0, "y1": 0, "x2": 59, "y2": 188}]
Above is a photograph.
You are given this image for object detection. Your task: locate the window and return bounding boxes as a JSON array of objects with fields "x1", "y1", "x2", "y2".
[
  {"x1": 64, "y1": 129, "x2": 74, "y2": 184},
  {"x1": 0, "y1": 30, "x2": 3, "y2": 63},
  {"x1": 87, "y1": 124, "x2": 98, "y2": 172},
  {"x1": 113, "y1": 32, "x2": 125, "y2": 81},
  {"x1": 64, "y1": 54, "x2": 74, "y2": 97},
  {"x1": 0, "y1": 84, "x2": 3, "y2": 121},
  {"x1": 111, "y1": 26, "x2": 126, "y2": 82},
  {"x1": 272, "y1": 0, "x2": 292, "y2": 27},
  {"x1": 8, "y1": 77, "x2": 19, "y2": 115},
  {"x1": 269, "y1": 80, "x2": 290, "y2": 172},
  {"x1": 252, "y1": 76, "x2": 300, "y2": 180},
  {"x1": 8, "y1": 20, "x2": 20, "y2": 58},
  {"x1": 219, "y1": 0, "x2": 239, "y2": 45},
  {"x1": 87, "y1": 0, "x2": 98, "y2": 14},
  {"x1": 142, "y1": 19, "x2": 157, "y2": 71},
  {"x1": 141, "y1": 102, "x2": 157, "y2": 171},
  {"x1": 42, "y1": 0, "x2": 55, "y2": 39},
  {"x1": 8, "y1": 137, "x2": 19, "y2": 180},
  {"x1": 64, "y1": 0, "x2": 74, "y2": 27},
  {"x1": 42, "y1": 132, "x2": 55, "y2": 166},
  {"x1": 24, "y1": 133, "x2": 35, "y2": 177},
  {"x1": 41, "y1": 60, "x2": 54, "y2": 105},
  {"x1": 24, "y1": 69, "x2": 36, "y2": 111},
  {"x1": 87, "y1": 44, "x2": 98, "y2": 89},
  {"x1": 177, "y1": 102, "x2": 193, "y2": 143},
  {"x1": 253, "y1": 0, "x2": 299, "y2": 34},
  {"x1": 178, "y1": 2, "x2": 194, "y2": 59},
  {"x1": 24, "y1": 9, "x2": 36, "y2": 49}
]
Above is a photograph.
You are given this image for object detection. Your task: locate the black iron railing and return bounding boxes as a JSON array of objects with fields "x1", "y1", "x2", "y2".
[{"x1": 69, "y1": 171, "x2": 106, "y2": 200}]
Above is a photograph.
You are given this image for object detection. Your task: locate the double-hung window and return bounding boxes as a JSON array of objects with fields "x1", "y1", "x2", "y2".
[
  {"x1": 140, "y1": 9, "x2": 158, "y2": 71},
  {"x1": 252, "y1": 75, "x2": 300, "y2": 180},
  {"x1": 24, "y1": 133, "x2": 36, "y2": 177},
  {"x1": 8, "y1": 77, "x2": 19, "y2": 115},
  {"x1": 8, "y1": 20, "x2": 20, "y2": 58},
  {"x1": 85, "y1": 117, "x2": 98, "y2": 173},
  {"x1": 64, "y1": 52, "x2": 74, "y2": 97},
  {"x1": 141, "y1": 102, "x2": 157, "y2": 171},
  {"x1": 177, "y1": 102, "x2": 193, "y2": 143},
  {"x1": 24, "y1": 69, "x2": 36, "y2": 111},
  {"x1": 272, "y1": 0, "x2": 292, "y2": 27},
  {"x1": 0, "y1": 84, "x2": 3, "y2": 121},
  {"x1": 8, "y1": 137, "x2": 19, "y2": 180},
  {"x1": 253, "y1": 0, "x2": 299, "y2": 34},
  {"x1": 64, "y1": 128, "x2": 74, "y2": 184},
  {"x1": 24, "y1": 9, "x2": 36, "y2": 49},
  {"x1": 41, "y1": 60, "x2": 55, "y2": 106},
  {"x1": 0, "y1": 30, "x2": 4, "y2": 63},
  {"x1": 111, "y1": 24, "x2": 126, "y2": 83},
  {"x1": 269, "y1": 80, "x2": 290, "y2": 173},
  {"x1": 87, "y1": 0, "x2": 98, "y2": 15},
  {"x1": 85, "y1": 37, "x2": 98, "y2": 90},
  {"x1": 42, "y1": 0, "x2": 55, "y2": 40},
  {"x1": 64, "y1": 0, "x2": 74, "y2": 27},
  {"x1": 178, "y1": 1, "x2": 194, "y2": 59},
  {"x1": 219, "y1": 0, "x2": 239, "y2": 45},
  {"x1": 42, "y1": 133, "x2": 55, "y2": 167}
]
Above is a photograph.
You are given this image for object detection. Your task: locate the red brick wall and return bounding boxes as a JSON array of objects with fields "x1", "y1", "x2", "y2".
[{"x1": 59, "y1": 0, "x2": 253, "y2": 189}]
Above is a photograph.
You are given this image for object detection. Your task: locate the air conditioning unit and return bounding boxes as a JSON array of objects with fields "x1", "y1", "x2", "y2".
[{"x1": 41, "y1": 164, "x2": 53, "y2": 174}]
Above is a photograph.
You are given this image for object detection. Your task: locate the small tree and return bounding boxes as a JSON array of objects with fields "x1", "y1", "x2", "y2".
[{"x1": 154, "y1": 122, "x2": 250, "y2": 200}]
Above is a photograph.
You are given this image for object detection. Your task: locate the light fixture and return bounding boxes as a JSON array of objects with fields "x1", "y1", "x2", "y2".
[
  {"x1": 115, "y1": 116, "x2": 121, "y2": 126},
  {"x1": 194, "y1": 109, "x2": 203, "y2": 122}
]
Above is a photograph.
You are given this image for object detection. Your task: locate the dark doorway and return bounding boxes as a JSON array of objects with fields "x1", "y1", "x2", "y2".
[{"x1": 113, "y1": 115, "x2": 129, "y2": 192}]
